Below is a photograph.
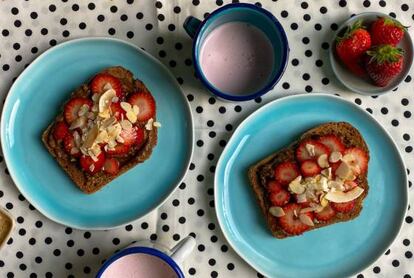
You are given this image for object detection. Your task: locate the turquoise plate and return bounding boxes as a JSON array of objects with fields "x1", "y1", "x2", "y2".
[
  {"x1": 1, "y1": 38, "x2": 193, "y2": 229},
  {"x1": 215, "y1": 94, "x2": 407, "y2": 278}
]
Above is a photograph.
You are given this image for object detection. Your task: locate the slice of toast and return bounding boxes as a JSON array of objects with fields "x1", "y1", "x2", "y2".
[
  {"x1": 248, "y1": 122, "x2": 369, "y2": 238},
  {"x1": 42, "y1": 66, "x2": 158, "y2": 194}
]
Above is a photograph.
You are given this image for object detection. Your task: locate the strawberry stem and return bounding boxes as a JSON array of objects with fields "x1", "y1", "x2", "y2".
[
  {"x1": 381, "y1": 17, "x2": 409, "y2": 31},
  {"x1": 366, "y1": 45, "x2": 404, "y2": 64},
  {"x1": 336, "y1": 19, "x2": 365, "y2": 42}
]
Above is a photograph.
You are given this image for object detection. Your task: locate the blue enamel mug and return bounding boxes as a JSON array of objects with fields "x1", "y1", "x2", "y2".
[{"x1": 184, "y1": 3, "x2": 289, "y2": 101}]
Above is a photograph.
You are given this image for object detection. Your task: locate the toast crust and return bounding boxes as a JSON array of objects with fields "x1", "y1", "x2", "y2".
[
  {"x1": 248, "y1": 122, "x2": 369, "y2": 238},
  {"x1": 42, "y1": 66, "x2": 158, "y2": 194}
]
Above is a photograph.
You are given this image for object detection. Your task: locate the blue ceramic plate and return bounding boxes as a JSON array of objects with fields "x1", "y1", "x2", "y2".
[
  {"x1": 1, "y1": 38, "x2": 193, "y2": 229},
  {"x1": 215, "y1": 93, "x2": 407, "y2": 278}
]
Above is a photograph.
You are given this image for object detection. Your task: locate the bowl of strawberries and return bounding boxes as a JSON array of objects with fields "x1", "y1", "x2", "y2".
[{"x1": 330, "y1": 12, "x2": 413, "y2": 95}]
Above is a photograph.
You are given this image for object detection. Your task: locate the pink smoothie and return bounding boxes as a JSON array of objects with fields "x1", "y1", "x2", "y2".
[
  {"x1": 101, "y1": 253, "x2": 178, "y2": 278},
  {"x1": 200, "y1": 22, "x2": 274, "y2": 95}
]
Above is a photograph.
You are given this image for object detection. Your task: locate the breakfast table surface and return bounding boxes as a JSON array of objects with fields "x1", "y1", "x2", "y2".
[{"x1": 0, "y1": 0, "x2": 413, "y2": 277}]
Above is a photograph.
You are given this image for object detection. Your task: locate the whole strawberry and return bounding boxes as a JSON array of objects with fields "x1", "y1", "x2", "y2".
[
  {"x1": 336, "y1": 20, "x2": 372, "y2": 76},
  {"x1": 370, "y1": 17, "x2": 407, "y2": 46},
  {"x1": 365, "y1": 45, "x2": 404, "y2": 87}
]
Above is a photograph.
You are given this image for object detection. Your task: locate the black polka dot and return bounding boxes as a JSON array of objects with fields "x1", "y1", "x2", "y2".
[
  {"x1": 189, "y1": 268, "x2": 196, "y2": 275},
  {"x1": 290, "y1": 23, "x2": 298, "y2": 30},
  {"x1": 401, "y1": 98, "x2": 409, "y2": 106},
  {"x1": 281, "y1": 10, "x2": 288, "y2": 18},
  {"x1": 97, "y1": 15, "x2": 105, "y2": 22},
  {"x1": 373, "y1": 266, "x2": 381, "y2": 273},
  {"x1": 406, "y1": 216, "x2": 413, "y2": 223},
  {"x1": 381, "y1": 107, "x2": 389, "y2": 114},
  {"x1": 88, "y1": 3, "x2": 95, "y2": 10},
  {"x1": 174, "y1": 6, "x2": 181, "y2": 13},
  {"x1": 49, "y1": 4, "x2": 56, "y2": 12},
  {"x1": 141, "y1": 222, "x2": 149, "y2": 229},
  {"x1": 391, "y1": 119, "x2": 399, "y2": 126},
  {"x1": 30, "y1": 12, "x2": 38, "y2": 19}
]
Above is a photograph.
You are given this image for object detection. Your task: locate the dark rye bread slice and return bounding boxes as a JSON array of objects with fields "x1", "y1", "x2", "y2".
[
  {"x1": 248, "y1": 122, "x2": 369, "y2": 239},
  {"x1": 42, "y1": 66, "x2": 158, "y2": 194}
]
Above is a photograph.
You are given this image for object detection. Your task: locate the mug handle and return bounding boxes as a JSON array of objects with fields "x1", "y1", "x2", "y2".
[
  {"x1": 170, "y1": 236, "x2": 196, "y2": 264},
  {"x1": 183, "y1": 16, "x2": 202, "y2": 39}
]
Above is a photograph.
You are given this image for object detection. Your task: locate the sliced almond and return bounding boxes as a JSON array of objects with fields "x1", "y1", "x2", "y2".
[
  {"x1": 305, "y1": 143, "x2": 315, "y2": 157},
  {"x1": 269, "y1": 206, "x2": 285, "y2": 217},
  {"x1": 328, "y1": 180, "x2": 345, "y2": 191},
  {"x1": 120, "y1": 119, "x2": 133, "y2": 130},
  {"x1": 98, "y1": 89, "x2": 116, "y2": 113},
  {"x1": 299, "y1": 213, "x2": 314, "y2": 226},
  {"x1": 78, "y1": 104, "x2": 90, "y2": 117},
  {"x1": 319, "y1": 194, "x2": 329, "y2": 207},
  {"x1": 73, "y1": 131, "x2": 81, "y2": 147},
  {"x1": 70, "y1": 147, "x2": 79, "y2": 155},
  {"x1": 103, "y1": 83, "x2": 112, "y2": 91},
  {"x1": 335, "y1": 161, "x2": 352, "y2": 179},
  {"x1": 296, "y1": 193, "x2": 307, "y2": 203},
  {"x1": 101, "y1": 117, "x2": 117, "y2": 129},
  {"x1": 96, "y1": 130, "x2": 109, "y2": 144},
  {"x1": 317, "y1": 154, "x2": 329, "y2": 168},
  {"x1": 153, "y1": 121, "x2": 162, "y2": 128},
  {"x1": 321, "y1": 167, "x2": 332, "y2": 179},
  {"x1": 120, "y1": 102, "x2": 132, "y2": 112},
  {"x1": 116, "y1": 135, "x2": 125, "y2": 144},
  {"x1": 89, "y1": 164, "x2": 95, "y2": 172},
  {"x1": 112, "y1": 96, "x2": 119, "y2": 103},
  {"x1": 329, "y1": 151, "x2": 342, "y2": 163},
  {"x1": 145, "y1": 118, "x2": 154, "y2": 131},
  {"x1": 325, "y1": 186, "x2": 364, "y2": 203},
  {"x1": 132, "y1": 105, "x2": 139, "y2": 115},
  {"x1": 82, "y1": 125, "x2": 99, "y2": 149},
  {"x1": 288, "y1": 176, "x2": 304, "y2": 194},
  {"x1": 91, "y1": 93, "x2": 99, "y2": 102},
  {"x1": 69, "y1": 116, "x2": 87, "y2": 130}
]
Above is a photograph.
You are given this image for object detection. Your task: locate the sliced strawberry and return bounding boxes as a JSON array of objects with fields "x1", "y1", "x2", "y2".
[
  {"x1": 279, "y1": 203, "x2": 314, "y2": 235},
  {"x1": 269, "y1": 189, "x2": 290, "y2": 207},
  {"x1": 64, "y1": 97, "x2": 93, "y2": 124},
  {"x1": 331, "y1": 200, "x2": 355, "y2": 213},
  {"x1": 120, "y1": 128, "x2": 138, "y2": 146},
  {"x1": 90, "y1": 73, "x2": 122, "y2": 97},
  {"x1": 296, "y1": 140, "x2": 330, "y2": 162},
  {"x1": 53, "y1": 121, "x2": 70, "y2": 141},
  {"x1": 63, "y1": 134, "x2": 80, "y2": 157},
  {"x1": 106, "y1": 144, "x2": 131, "y2": 157},
  {"x1": 110, "y1": 102, "x2": 126, "y2": 121},
  {"x1": 103, "y1": 158, "x2": 120, "y2": 175},
  {"x1": 135, "y1": 127, "x2": 145, "y2": 146},
  {"x1": 300, "y1": 160, "x2": 322, "y2": 177},
  {"x1": 344, "y1": 147, "x2": 368, "y2": 174},
  {"x1": 274, "y1": 162, "x2": 300, "y2": 186},
  {"x1": 315, "y1": 205, "x2": 336, "y2": 221},
  {"x1": 128, "y1": 92, "x2": 156, "y2": 122},
  {"x1": 318, "y1": 135, "x2": 345, "y2": 153},
  {"x1": 79, "y1": 152, "x2": 105, "y2": 175},
  {"x1": 267, "y1": 180, "x2": 283, "y2": 193}
]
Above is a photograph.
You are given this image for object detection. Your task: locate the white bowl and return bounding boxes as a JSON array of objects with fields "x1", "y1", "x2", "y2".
[{"x1": 330, "y1": 12, "x2": 413, "y2": 95}]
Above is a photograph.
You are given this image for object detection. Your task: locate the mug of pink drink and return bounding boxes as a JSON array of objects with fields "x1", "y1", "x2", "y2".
[
  {"x1": 184, "y1": 3, "x2": 289, "y2": 101},
  {"x1": 96, "y1": 236, "x2": 195, "y2": 278}
]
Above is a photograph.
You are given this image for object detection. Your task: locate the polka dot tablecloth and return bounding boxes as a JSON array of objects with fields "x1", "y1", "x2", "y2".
[{"x1": 0, "y1": 0, "x2": 413, "y2": 277}]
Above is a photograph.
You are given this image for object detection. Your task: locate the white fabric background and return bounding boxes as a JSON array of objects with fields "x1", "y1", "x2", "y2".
[{"x1": 0, "y1": 0, "x2": 412, "y2": 277}]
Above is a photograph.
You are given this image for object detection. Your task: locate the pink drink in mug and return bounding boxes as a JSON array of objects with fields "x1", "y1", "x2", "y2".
[{"x1": 96, "y1": 236, "x2": 195, "y2": 278}]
